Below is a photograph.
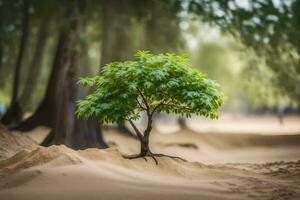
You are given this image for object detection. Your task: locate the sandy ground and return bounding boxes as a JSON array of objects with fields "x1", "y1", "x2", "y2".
[
  {"x1": 155, "y1": 114, "x2": 300, "y2": 135},
  {"x1": 0, "y1": 116, "x2": 300, "y2": 200}
]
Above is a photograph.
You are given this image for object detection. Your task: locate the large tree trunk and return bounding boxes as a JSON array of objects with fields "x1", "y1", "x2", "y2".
[
  {"x1": 16, "y1": 32, "x2": 66, "y2": 131},
  {"x1": 42, "y1": 49, "x2": 106, "y2": 148},
  {"x1": 40, "y1": 0, "x2": 107, "y2": 149},
  {"x1": 1, "y1": 0, "x2": 30, "y2": 126}
]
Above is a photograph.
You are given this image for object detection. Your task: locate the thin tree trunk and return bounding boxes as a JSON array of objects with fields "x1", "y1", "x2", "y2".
[
  {"x1": 140, "y1": 116, "x2": 152, "y2": 155},
  {"x1": 177, "y1": 117, "x2": 187, "y2": 129},
  {"x1": 1, "y1": 0, "x2": 30, "y2": 126},
  {"x1": 19, "y1": 18, "x2": 50, "y2": 109},
  {"x1": 140, "y1": 133, "x2": 150, "y2": 156},
  {"x1": 0, "y1": 41, "x2": 2, "y2": 71}
]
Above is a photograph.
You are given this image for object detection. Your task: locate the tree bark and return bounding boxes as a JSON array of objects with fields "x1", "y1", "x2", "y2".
[
  {"x1": 19, "y1": 17, "x2": 50, "y2": 110},
  {"x1": 16, "y1": 32, "x2": 66, "y2": 131},
  {"x1": 140, "y1": 115, "x2": 153, "y2": 155},
  {"x1": 0, "y1": 41, "x2": 2, "y2": 71},
  {"x1": 39, "y1": 0, "x2": 107, "y2": 149},
  {"x1": 140, "y1": 131, "x2": 150, "y2": 156},
  {"x1": 1, "y1": 0, "x2": 30, "y2": 126}
]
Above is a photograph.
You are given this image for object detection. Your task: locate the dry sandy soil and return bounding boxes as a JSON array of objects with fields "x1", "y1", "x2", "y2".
[{"x1": 0, "y1": 117, "x2": 300, "y2": 200}]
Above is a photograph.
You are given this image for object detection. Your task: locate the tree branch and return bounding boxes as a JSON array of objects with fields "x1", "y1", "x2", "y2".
[
  {"x1": 128, "y1": 119, "x2": 143, "y2": 140},
  {"x1": 150, "y1": 102, "x2": 164, "y2": 116},
  {"x1": 137, "y1": 88, "x2": 150, "y2": 113},
  {"x1": 136, "y1": 98, "x2": 147, "y2": 110}
]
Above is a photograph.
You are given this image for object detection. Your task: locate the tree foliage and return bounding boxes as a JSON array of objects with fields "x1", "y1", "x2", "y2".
[
  {"x1": 188, "y1": 0, "x2": 300, "y2": 102},
  {"x1": 76, "y1": 51, "x2": 224, "y2": 124}
]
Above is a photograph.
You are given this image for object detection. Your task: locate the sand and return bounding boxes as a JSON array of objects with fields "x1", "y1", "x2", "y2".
[
  {"x1": 0, "y1": 124, "x2": 37, "y2": 160},
  {"x1": 0, "y1": 122, "x2": 300, "y2": 200},
  {"x1": 104, "y1": 127, "x2": 300, "y2": 164}
]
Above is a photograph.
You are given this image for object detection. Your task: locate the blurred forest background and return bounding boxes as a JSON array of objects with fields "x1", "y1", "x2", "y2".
[{"x1": 0, "y1": 0, "x2": 299, "y2": 149}]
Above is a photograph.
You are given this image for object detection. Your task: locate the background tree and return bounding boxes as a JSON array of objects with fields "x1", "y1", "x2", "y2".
[
  {"x1": 1, "y1": 0, "x2": 30, "y2": 126},
  {"x1": 188, "y1": 0, "x2": 300, "y2": 103},
  {"x1": 0, "y1": 0, "x2": 58, "y2": 126},
  {"x1": 41, "y1": 0, "x2": 107, "y2": 149},
  {"x1": 18, "y1": 1, "x2": 52, "y2": 113},
  {"x1": 76, "y1": 51, "x2": 224, "y2": 162},
  {"x1": 100, "y1": 0, "x2": 186, "y2": 134},
  {"x1": 14, "y1": 0, "x2": 107, "y2": 149},
  {"x1": 0, "y1": 0, "x2": 29, "y2": 100}
]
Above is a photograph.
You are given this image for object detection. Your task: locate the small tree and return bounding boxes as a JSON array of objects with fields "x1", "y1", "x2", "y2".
[{"x1": 76, "y1": 51, "x2": 224, "y2": 163}]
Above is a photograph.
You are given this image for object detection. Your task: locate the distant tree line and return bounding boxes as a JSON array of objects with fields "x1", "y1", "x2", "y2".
[{"x1": 188, "y1": 0, "x2": 300, "y2": 103}]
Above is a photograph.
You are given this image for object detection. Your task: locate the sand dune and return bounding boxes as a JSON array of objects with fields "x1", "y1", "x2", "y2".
[
  {"x1": 1, "y1": 125, "x2": 300, "y2": 200},
  {"x1": 0, "y1": 144, "x2": 300, "y2": 200},
  {"x1": 0, "y1": 124, "x2": 36, "y2": 161}
]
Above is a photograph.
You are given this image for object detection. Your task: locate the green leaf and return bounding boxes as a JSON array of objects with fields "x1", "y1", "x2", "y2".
[{"x1": 76, "y1": 50, "x2": 224, "y2": 124}]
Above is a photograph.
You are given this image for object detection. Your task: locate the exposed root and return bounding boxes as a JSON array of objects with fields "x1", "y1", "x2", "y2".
[
  {"x1": 123, "y1": 154, "x2": 148, "y2": 162},
  {"x1": 150, "y1": 153, "x2": 187, "y2": 162},
  {"x1": 122, "y1": 152, "x2": 186, "y2": 165},
  {"x1": 148, "y1": 155, "x2": 158, "y2": 165}
]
